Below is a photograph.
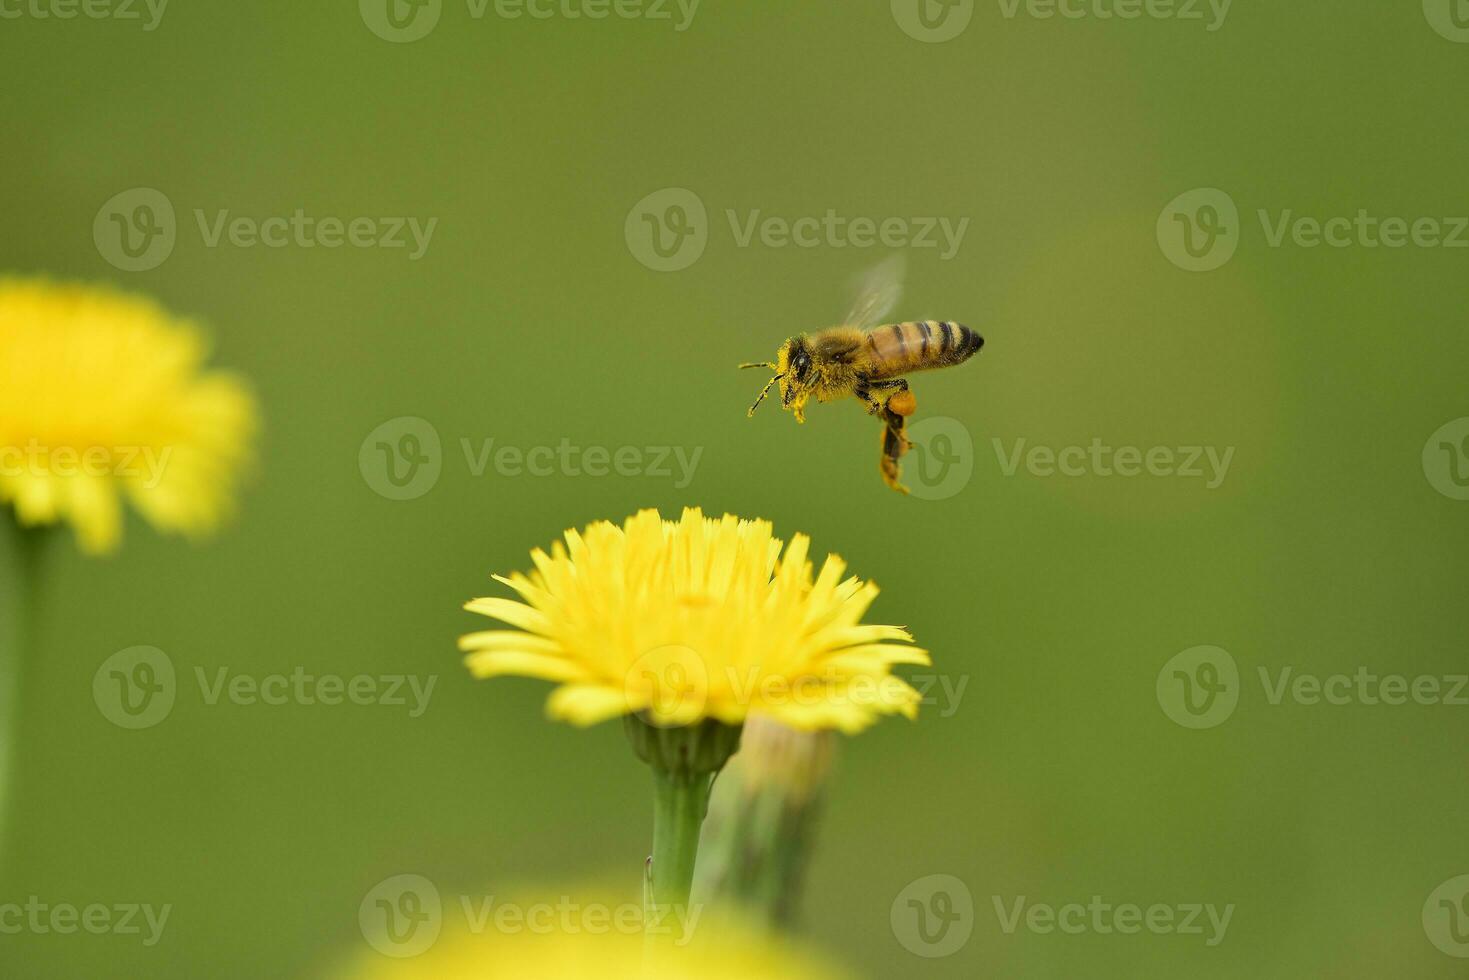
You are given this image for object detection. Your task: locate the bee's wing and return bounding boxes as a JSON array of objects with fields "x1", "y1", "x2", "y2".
[{"x1": 842, "y1": 254, "x2": 906, "y2": 330}]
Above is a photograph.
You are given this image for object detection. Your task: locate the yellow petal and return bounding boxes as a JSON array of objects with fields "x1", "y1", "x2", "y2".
[
  {"x1": 464, "y1": 650, "x2": 590, "y2": 683},
  {"x1": 546, "y1": 684, "x2": 632, "y2": 726},
  {"x1": 464, "y1": 597, "x2": 550, "y2": 634},
  {"x1": 457, "y1": 631, "x2": 561, "y2": 653}
]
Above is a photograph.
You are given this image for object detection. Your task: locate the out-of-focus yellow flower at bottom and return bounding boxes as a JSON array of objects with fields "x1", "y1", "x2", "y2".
[
  {"x1": 0, "y1": 278, "x2": 257, "y2": 554},
  {"x1": 339, "y1": 890, "x2": 851, "y2": 980}
]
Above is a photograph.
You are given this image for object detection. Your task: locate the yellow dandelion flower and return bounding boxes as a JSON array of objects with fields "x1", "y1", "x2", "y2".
[
  {"x1": 459, "y1": 507, "x2": 929, "y2": 734},
  {"x1": 459, "y1": 508, "x2": 930, "y2": 917},
  {"x1": 0, "y1": 279, "x2": 257, "y2": 554}
]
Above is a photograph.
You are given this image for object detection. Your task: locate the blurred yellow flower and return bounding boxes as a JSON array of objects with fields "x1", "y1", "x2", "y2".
[
  {"x1": 0, "y1": 279, "x2": 257, "y2": 553},
  {"x1": 460, "y1": 507, "x2": 928, "y2": 733},
  {"x1": 342, "y1": 894, "x2": 850, "y2": 980},
  {"x1": 695, "y1": 716, "x2": 837, "y2": 925}
]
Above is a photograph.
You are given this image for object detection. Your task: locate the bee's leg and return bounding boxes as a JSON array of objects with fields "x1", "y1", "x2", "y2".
[
  {"x1": 879, "y1": 407, "x2": 911, "y2": 495},
  {"x1": 857, "y1": 378, "x2": 907, "y2": 410},
  {"x1": 856, "y1": 378, "x2": 916, "y2": 494},
  {"x1": 859, "y1": 379, "x2": 914, "y2": 449}
]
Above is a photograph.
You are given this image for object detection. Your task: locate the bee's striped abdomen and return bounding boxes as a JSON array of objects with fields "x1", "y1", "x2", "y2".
[{"x1": 862, "y1": 320, "x2": 982, "y2": 378}]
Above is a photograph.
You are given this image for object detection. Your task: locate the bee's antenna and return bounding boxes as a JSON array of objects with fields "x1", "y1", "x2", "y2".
[
  {"x1": 747, "y1": 373, "x2": 782, "y2": 417},
  {"x1": 739, "y1": 361, "x2": 777, "y2": 370}
]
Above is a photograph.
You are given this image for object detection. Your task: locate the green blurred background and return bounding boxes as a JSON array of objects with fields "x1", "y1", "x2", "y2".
[{"x1": 3, "y1": 2, "x2": 1468, "y2": 976}]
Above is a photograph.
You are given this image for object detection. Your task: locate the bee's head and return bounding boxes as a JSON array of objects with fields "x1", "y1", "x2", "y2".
[
  {"x1": 741, "y1": 336, "x2": 814, "y2": 418},
  {"x1": 774, "y1": 337, "x2": 815, "y2": 409}
]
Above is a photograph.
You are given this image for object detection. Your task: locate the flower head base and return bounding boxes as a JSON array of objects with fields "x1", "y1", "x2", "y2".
[
  {"x1": 460, "y1": 508, "x2": 929, "y2": 733},
  {"x1": 0, "y1": 279, "x2": 257, "y2": 553}
]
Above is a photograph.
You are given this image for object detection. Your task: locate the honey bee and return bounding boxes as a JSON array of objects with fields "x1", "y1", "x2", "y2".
[{"x1": 740, "y1": 257, "x2": 983, "y2": 494}]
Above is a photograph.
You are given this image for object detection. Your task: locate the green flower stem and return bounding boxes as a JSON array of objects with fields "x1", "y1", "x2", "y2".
[
  {"x1": 0, "y1": 520, "x2": 45, "y2": 877},
  {"x1": 625, "y1": 715, "x2": 742, "y2": 942},
  {"x1": 649, "y1": 766, "x2": 712, "y2": 916}
]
